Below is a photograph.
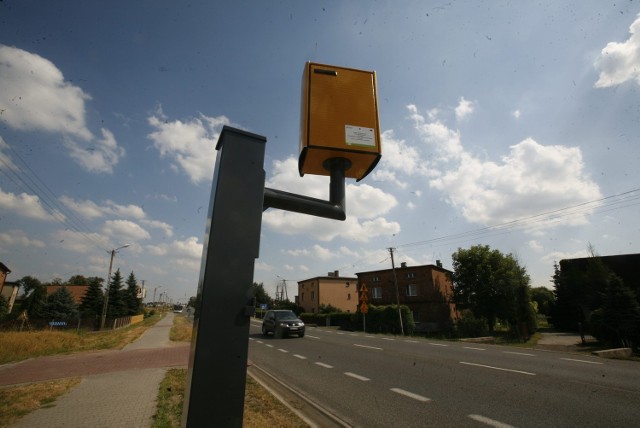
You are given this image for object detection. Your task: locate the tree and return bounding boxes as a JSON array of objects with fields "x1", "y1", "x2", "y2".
[
  {"x1": 552, "y1": 251, "x2": 611, "y2": 330},
  {"x1": 43, "y1": 286, "x2": 79, "y2": 320},
  {"x1": 67, "y1": 275, "x2": 88, "y2": 286},
  {"x1": 125, "y1": 271, "x2": 143, "y2": 315},
  {"x1": 106, "y1": 269, "x2": 126, "y2": 318},
  {"x1": 18, "y1": 276, "x2": 47, "y2": 318},
  {"x1": 0, "y1": 294, "x2": 8, "y2": 321},
  {"x1": 250, "y1": 282, "x2": 273, "y2": 308},
  {"x1": 451, "y1": 245, "x2": 532, "y2": 333},
  {"x1": 594, "y1": 273, "x2": 640, "y2": 348},
  {"x1": 530, "y1": 287, "x2": 555, "y2": 316},
  {"x1": 79, "y1": 276, "x2": 104, "y2": 318}
]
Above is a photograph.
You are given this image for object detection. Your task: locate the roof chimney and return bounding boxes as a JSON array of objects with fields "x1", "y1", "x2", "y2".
[
  {"x1": 400, "y1": 262, "x2": 407, "y2": 268},
  {"x1": 436, "y1": 260, "x2": 442, "y2": 268}
]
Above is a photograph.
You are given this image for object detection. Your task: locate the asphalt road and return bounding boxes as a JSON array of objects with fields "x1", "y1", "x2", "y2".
[{"x1": 248, "y1": 322, "x2": 640, "y2": 427}]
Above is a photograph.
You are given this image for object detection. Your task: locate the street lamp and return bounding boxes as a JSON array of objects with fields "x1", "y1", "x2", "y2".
[{"x1": 100, "y1": 244, "x2": 130, "y2": 330}]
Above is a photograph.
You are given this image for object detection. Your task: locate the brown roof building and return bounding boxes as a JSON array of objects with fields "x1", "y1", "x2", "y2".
[
  {"x1": 356, "y1": 262, "x2": 458, "y2": 333},
  {"x1": 46, "y1": 285, "x2": 90, "y2": 305}
]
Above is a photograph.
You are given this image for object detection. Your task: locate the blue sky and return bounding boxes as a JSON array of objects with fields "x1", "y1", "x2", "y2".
[{"x1": 1, "y1": 1, "x2": 639, "y2": 302}]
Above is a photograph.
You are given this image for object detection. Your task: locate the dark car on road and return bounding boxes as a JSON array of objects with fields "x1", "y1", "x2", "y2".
[{"x1": 262, "y1": 310, "x2": 305, "y2": 338}]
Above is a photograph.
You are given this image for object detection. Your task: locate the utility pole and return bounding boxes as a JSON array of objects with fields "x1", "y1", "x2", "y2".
[
  {"x1": 100, "y1": 244, "x2": 130, "y2": 330},
  {"x1": 388, "y1": 247, "x2": 404, "y2": 335}
]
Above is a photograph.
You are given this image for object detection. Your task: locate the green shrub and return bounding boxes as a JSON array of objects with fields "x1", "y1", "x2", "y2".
[{"x1": 456, "y1": 310, "x2": 489, "y2": 338}]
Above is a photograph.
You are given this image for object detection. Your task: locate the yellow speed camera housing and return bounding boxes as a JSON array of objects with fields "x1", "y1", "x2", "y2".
[{"x1": 299, "y1": 62, "x2": 382, "y2": 181}]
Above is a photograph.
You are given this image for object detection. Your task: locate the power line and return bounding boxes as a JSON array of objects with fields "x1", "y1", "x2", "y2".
[
  {"x1": 0, "y1": 140, "x2": 107, "y2": 251},
  {"x1": 396, "y1": 188, "x2": 640, "y2": 251}
]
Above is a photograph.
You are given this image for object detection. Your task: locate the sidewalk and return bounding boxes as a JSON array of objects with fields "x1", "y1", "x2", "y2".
[{"x1": 1, "y1": 312, "x2": 189, "y2": 428}]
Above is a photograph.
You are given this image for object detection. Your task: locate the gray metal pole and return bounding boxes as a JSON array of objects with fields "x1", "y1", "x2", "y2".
[
  {"x1": 183, "y1": 126, "x2": 266, "y2": 427},
  {"x1": 389, "y1": 247, "x2": 405, "y2": 335}
]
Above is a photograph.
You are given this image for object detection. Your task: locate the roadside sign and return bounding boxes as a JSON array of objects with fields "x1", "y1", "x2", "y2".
[{"x1": 360, "y1": 302, "x2": 369, "y2": 314}]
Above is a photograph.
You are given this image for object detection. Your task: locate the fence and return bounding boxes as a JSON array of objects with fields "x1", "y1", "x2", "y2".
[{"x1": 110, "y1": 314, "x2": 144, "y2": 330}]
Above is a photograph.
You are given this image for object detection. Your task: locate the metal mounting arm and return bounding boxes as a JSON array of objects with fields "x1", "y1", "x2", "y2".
[{"x1": 263, "y1": 157, "x2": 350, "y2": 221}]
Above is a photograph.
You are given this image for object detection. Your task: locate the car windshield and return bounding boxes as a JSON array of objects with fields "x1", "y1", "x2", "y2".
[{"x1": 275, "y1": 312, "x2": 297, "y2": 321}]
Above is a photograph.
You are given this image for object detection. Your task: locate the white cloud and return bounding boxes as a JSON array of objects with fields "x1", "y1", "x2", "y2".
[
  {"x1": 429, "y1": 138, "x2": 601, "y2": 226},
  {"x1": 145, "y1": 236, "x2": 203, "y2": 270},
  {"x1": 408, "y1": 105, "x2": 464, "y2": 162},
  {"x1": 408, "y1": 104, "x2": 602, "y2": 228},
  {"x1": 60, "y1": 196, "x2": 104, "y2": 220},
  {"x1": 372, "y1": 129, "x2": 432, "y2": 187},
  {"x1": 455, "y1": 96, "x2": 475, "y2": 121},
  {"x1": 512, "y1": 110, "x2": 521, "y2": 119},
  {"x1": 52, "y1": 229, "x2": 110, "y2": 253},
  {"x1": 528, "y1": 240, "x2": 543, "y2": 252},
  {"x1": 541, "y1": 249, "x2": 590, "y2": 264},
  {"x1": 0, "y1": 188, "x2": 54, "y2": 221},
  {"x1": 0, "y1": 229, "x2": 46, "y2": 249},
  {"x1": 312, "y1": 244, "x2": 334, "y2": 261},
  {"x1": 147, "y1": 111, "x2": 230, "y2": 184},
  {"x1": 102, "y1": 220, "x2": 151, "y2": 241},
  {"x1": 285, "y1": 248, "x2": 310, "y2": 257},
  {"x1": 0, "y1": 45, "x2": 92, "y2": 139},
  {"x1": 594, "y1": 14, "x2": 640, "y2": 88},
  {"x1": 141, "y1": 219, "x2": 174, "y2": 238},
  {"x1": 263, "y1": 157, "x2": 400, "y2": 241},
  {"x1": 65, "y1": 128, "x2": 124, "y2": 174},
  {"x1": 0, "y1": 45, "x2": 124, "y2": 173},
  {"x1": 61, "y1": 197, "x2": 146, "y2": 220}
]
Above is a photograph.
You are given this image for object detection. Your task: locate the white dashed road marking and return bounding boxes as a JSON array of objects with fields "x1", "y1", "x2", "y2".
[
  {"x1": 354, "y1": 344, "x2": 383, "y2": 350},
  {"x1": 390, "y1": 388, "x2": 431, "y2": 402},
  {"x1": 315, "y1": 362, "x2": 333, "y2": 369},
  {"x1": 468, "y1": 414, "x2": 515, "y2": 428},
  {"x1": 293, "y1": 354, "x2": 307, "y2": 360},
  {"x1": 344, "y1": 372, "x2": 370, "y2": 381}
]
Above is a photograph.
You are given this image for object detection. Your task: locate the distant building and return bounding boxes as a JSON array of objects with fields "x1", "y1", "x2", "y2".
[
  {"x1": 297, "y1": 270, "x2": 358, "y2": 313},
  {"x1": 0, "y1": 262, "x2": 19, "y2": 313},
  {"x1": 46, "y1": 285, "x2": 90, "y2": 305},
  {"x1": 356, "y1": 262, "x2": 458, "y2": 333},
  {"x1": 560, "y1": 253, "x2": 640, "y2": 292}
]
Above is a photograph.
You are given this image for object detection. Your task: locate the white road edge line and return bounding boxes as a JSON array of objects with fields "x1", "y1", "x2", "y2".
[
  {"x1": 560, "y1": 358, "x2": 603, "y2": 365},
  {"x1": 468, "y1": 414, "x2": 515, "y2": 428},
  {"x1": 405, "y1": 340, "x2": 419, "y2": 343},
  {"x1": 306, "y1": 335, "x2": 321, "y2": 339},
  {"x1": 390, "y1": 388, "x2": 431, "y2": 402},
  {"x1": 428, "y1": 343, "x2": 449, "y2": 347},
  {"x1": 460, "y1": 361, "x2": 536, "y2": 376},
  {"x1": 354, "y1": 344, "x2": 383, "y2": 350},
  {"x1": 315, "y1": 362, "x2": 333, "y2": 369},
  {"x1": 382, "y1": 337, "x2": 396, "y2": 341},
  {"x1": 503, "y1": 351, "x2": 535, "y2": 357},
  {"x1": 463, "y1": 346, "x2": 486, "y2": 351},
  {"x1": 293, "y1": 354, "x2": 307, "y2": 360},
  {"x1": 344, "y1": 372, "x2": 370, "y2": 381}
]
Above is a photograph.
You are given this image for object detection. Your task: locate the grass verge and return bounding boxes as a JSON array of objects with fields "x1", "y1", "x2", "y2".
[
  {"x1": 0, "y1": 314, "x2": 162, "y2": 364},
  {"x1": 152, "y1": 369, "x2": 308, "y2": 428},
  {"x1": 0, "y1": 378, "x2": 81, "y2": 427},
  {"x1": 169, "y1": 314, "x2": 193, "y2": 342}
]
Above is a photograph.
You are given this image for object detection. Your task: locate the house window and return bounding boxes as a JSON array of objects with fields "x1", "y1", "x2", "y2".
[
  {"x1": 406, "y1": 284, "x2": 417, "y2": 297},
  {"x1": 372, "y1": 287, "x2": 382, "y2": 299},
  {"x1": 372, "y1": 276, "x2": 380, "y2": 282},
  {"x1": 301, "y1": 292, "x2": 304, "y2": 302},
  {"x1": 412, "y1": 310, "x2": 420, "y2": 322},
  {"x1": 311, "y1": 291, "x2": 315, "y2": 301},
  {"x1": 348, "y1": 293, "x2": 351, "y2": 300},
  {"x1": 407, "y1": 272, "x2": 416, "y2": 279}
]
